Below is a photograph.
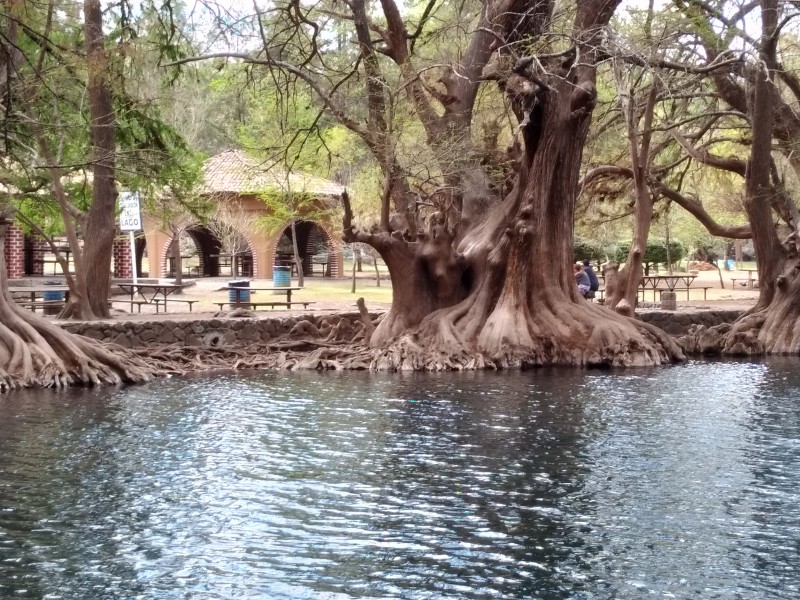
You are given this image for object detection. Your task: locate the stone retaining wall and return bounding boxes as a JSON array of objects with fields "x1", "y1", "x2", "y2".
[
  {"x1": 637, "y1": 309, "x2": 743, "y2": 336},
  {"x1": 60, "y1": 313, "x2": 367, "y2": 348},
  {"x1": 58, "y1": 309, "x2": 743, "y2": 348}
]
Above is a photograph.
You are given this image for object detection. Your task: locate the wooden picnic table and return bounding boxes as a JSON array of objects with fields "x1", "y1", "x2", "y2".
[
  {"x1": 116, "y1": 282, "x2": 185, "y2": 312},
  {"x1": 639, "y1": 274, "x2": 697, "y2": 301},
  {"x1": 9, "y1": 284, "x2": 70, "y2": 314},
  {"x1": 9, "y1": 284, "x2": 70, "y2": 302}
]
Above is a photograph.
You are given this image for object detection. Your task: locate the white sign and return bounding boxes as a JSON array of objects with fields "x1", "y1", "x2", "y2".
[{"x1": 119, "y1": 191, "x2": 142, "y2": 231}]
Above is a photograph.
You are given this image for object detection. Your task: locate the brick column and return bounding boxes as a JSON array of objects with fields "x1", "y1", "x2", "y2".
[
  {"x1": 4, "y1": 225, "x2": 25, "y2": 279},
  {"x1": 113, "y1": 236, "x2": 132, "y2": 278},
  {"x1": 27, "y1": 236, "x2": 48, "y2": 276}
]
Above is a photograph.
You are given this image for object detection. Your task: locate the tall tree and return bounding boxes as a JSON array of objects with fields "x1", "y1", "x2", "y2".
[
  {"x1": 665, "y1": 0, "x2": 800, "y2": 354},
  {"x1": 165, "y1": 0, "x2": 683, "y2": 368},
  {"x1": 79, "y1": 0, "x2": 117, "y2": 318},
  {"x1": 0, "y1": 1, "x2": 166, "y2": 388}
]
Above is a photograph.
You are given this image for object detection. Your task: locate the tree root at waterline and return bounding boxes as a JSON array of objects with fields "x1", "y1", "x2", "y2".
[
  {"x1": 371, "y1": 297, "x2": 685, "y2": 370},
  {"x1": 678, "y1": 260, "x2": 800, "y2": 356},
  {"x1": 0, "y1": 300, "x2": 156, "y2": 392},
  {"x1": 133, "y1": 339, "x2": 376, "y2": 374}
]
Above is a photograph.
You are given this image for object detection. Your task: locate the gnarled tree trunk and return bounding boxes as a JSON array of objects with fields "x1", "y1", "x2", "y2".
[
  {"x1": 348, "y1": 0, "x2": 684, "y2": 369},
  {"x1": 721, "y1": 0, "x2": 800, "y2": 355}
]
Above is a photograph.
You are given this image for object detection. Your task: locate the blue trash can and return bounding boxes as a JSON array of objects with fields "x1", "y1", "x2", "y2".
[
  {"x1": 43, "y1": 282, "x2": 65, "y2": 315},
  {"x1": 228, "y1": 279, "x2": 250, "y2": 304},
  {"x1": 726, "y1": 259, "x2": 735, "y2": 271},
  {"x1": 42, "y1": 289, "x2": 65, "y2": 302},
  {"x1": 273, "y1": 265, "x2": 291, "y2": 287}
]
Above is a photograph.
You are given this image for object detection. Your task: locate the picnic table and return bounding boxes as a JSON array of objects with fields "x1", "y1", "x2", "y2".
[
  {"x1": 116, "y1": 282, "x2": 186, "y2": 313},
  {"x1": 9, "y1": 284, "x2": 70, "y2": 302},
  {"x1": 9, "y1": 284, "x2": 70, "y2": 314},
  {"x1": 311, "y1": 253, "x2": 329, "y2": 276},
  {"x1": 731, "y1": 269, "x2": 759, "y2": 288},
  {"x1": 639, "y1": 274, "x2": 697, "y2": 301}
]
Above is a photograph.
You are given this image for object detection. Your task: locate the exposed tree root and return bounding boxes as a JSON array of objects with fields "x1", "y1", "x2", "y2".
[
  {"x1": 0, "y1": 299, "x2": 155, "y2": 392},
  {"x1": 135, "y1": 339, "x2": 374, "y2": 374},
  {"x1": 371, "y1": 298, "x2": 684, "y2": 370},
  {"x1": 677, "y1": 323, "x2": 733, "y2": 355},
  {"x1": 678, "y1": 259, "x2": 800, "y2": 356},
  {"x1": 0, "y1": 298, "x2": 690, "y2": 393}
]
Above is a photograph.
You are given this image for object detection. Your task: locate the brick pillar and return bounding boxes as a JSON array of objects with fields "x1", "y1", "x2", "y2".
[
  {"x1": 27, "y1": 237, "x2": 48, "y2": 276},
  {"x1": 113, "y1": 236, "x2": 132, "y2": 278},
  {"x1": 4, "y1": 225, "x2": 25, "y2": 279}
]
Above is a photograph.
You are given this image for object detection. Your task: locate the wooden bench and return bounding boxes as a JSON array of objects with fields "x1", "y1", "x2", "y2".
[
  {"x1": 731, "y1": 278, "x2": 757, "y2": 289},
  {"x1": 110, "y1": 299, "x2": 161, "y2": 313},
  {"x1": 162, "y1": 298, "x2": 197, "y2": 312},
  {"x1": 671, "y1": 286, "x2": 714, "y2": 300},
  {"x1": 264, "y1": 301, "x2": 315, "y2": 310},
  {"x1": 14, "y1": 300, "x2": 65, "y2": 313},
  {"x1": 214, "y1": 301, "x2": 316, "y2": 311}
]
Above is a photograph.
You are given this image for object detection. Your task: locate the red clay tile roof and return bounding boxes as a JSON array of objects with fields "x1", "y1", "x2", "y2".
[{"x1": 201, "y1": 150, "x2": 345, "y2": 197}]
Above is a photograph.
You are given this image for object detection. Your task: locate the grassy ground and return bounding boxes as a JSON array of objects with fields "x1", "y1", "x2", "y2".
[
  {"x1": 297, "y1": 276, "x2": 392, "y2": 303},
  {"x1": 106, "y1": 269, "x2": 393, "y2": 318},
  {"x1": 101, "y1": 260, "x2": 761, "y2": 319}
]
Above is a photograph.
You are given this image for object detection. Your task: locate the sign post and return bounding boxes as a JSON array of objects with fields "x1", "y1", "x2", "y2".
[{"x1": 119, "y1": 192, "x2": 142, "y2": 286}]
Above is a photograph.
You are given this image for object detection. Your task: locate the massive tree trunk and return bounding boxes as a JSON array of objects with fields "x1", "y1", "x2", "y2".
[
  {"x1": 175, "y1": 0, "x2": 682, "y2": 368},
  {"x1": 720, "y1": 0, "x2": 800, "y2": 355},
  {"x1": 665, "y1": 0, "x2": 800, "y2": 357},
  {"x1": 676, "y1": 0, "x2": 800, "y2": 356},
  {"x1": 348, "y1": 0, "x2": 683, "y2": 369}
]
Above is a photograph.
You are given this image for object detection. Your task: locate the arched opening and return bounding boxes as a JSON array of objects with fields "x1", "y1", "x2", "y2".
[
  {"x1": 134, "y1": 236, "x2": 147, "y2": 277},
  {"x1": 274, "y1": 220, "x2": 338, "y2": 277},
  {"x1": 172, "y1": 225, "x2": 254, "y2": 278},
  {"x1": 164, "y1": 230, "x2": 203, "y2": 278}
]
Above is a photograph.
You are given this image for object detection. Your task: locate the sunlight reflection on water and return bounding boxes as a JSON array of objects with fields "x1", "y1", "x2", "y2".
[{"x1": 1, "y1": 359, "x2": 799, "y2": 599}]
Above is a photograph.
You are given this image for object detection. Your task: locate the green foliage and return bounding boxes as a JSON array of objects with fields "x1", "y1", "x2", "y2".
[
  {"x1": 612, "y1": 240, "x2": 686, "y2": 269},
  {"x1": 573, "y1": 238, "x2": 605, "y2": 263},
  {"x1": 0, "y1": 0, "x2": 202, "y2": 239},
  {"x1": 255, "y1": 189, "x2": 338, "y2": 237}
]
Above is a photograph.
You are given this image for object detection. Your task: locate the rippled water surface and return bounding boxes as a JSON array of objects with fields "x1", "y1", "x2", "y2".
[{"x1": 2, "y1": 360, "x2": 800, "y2": 599}]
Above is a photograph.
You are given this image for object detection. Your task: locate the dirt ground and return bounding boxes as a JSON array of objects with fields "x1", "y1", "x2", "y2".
[
  {"x1": 98, "y1": 277, "x2": 392, "y2": 322},
  {"x1": 648, "y1": 268, "x2": 759, "y2": 311},
  {"x1": 53, "y1": 268, "x2": 757, "y2": 323}
]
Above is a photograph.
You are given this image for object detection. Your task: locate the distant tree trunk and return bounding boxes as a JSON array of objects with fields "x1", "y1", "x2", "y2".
[
  {"x1": 172, "y1": 237, "x2": 184, "y2": 287},
  {"x1": 605, "y1": 77, "x2": 658, "y2": 316},
  {"x1": 63, "y1": 0, "x2": 116, "y2": 319},
  {"x1": 351, "y1": 243, "x2": 357, "y2": 294},
  {"x1": 355, "y1": 247, "x2": 363, "y2": 272}
]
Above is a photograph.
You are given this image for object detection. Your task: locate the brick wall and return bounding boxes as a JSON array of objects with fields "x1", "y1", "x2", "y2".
[
  {"x1": 113, "y1": 236, "x2": 132, "y2": 278},
  {"x1": 30, "y1": 237, "x2": 49, "y2": 276},
  {"x1": 4, "y1": 226, "x2": 25, "y2": 278}
]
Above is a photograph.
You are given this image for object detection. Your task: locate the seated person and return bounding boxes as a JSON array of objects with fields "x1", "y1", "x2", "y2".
[
  {"x1": 574, "y1": 264, "x2": 591, "y2": 297},
  {"x1": 582, "y1": 259, "x2": 600, "y2": 292}
]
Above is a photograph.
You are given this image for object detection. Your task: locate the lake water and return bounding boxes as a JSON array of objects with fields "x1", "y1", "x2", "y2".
[{"x1": 1, "y1": 360, "x2": 799, "y2": 599}]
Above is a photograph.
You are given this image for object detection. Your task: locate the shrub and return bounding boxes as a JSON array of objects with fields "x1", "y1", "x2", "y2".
[{"x1": 611, "y1": 240, "x2": 686, "y2": 274}]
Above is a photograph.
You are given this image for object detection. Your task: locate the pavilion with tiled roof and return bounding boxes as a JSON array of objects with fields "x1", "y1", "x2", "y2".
[
  {"x1": 140, "y1": 150, "x2": 345, "y2": 281},
  {"x1": 201, "y1": 150, "x2": 345, "y2": 197}
]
